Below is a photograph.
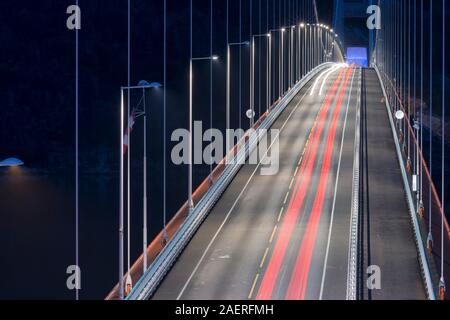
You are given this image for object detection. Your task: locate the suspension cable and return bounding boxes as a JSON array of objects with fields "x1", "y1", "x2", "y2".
[
  {"x1": 407, "y1": 0, "x2": 411, "y2": 162},
  {"x1": 259, "y1": 0, "x2": 261, "y2": 117},
  {"x1": 75, "y1": 0, "x2": 79, "y2": 301},
  {"x1": 267, "y1": 0, "x2": 269, "y2": 110},
  {"x1": 420, "y1": 0, "x2": 423, "y2": 211},
  {"x1": 127, "y1": 0, "x2": 131, "y2": 284},
  {"x1": 413, "y1": 0, "x2": 417, "y2": 179},
  {"x1": 163, "y1": 0, "x2": 167, "y2": 242},
  {"x1": 440, "y1": 0, "x2": 446, "y2": 299},
  {"x1": 428, "y1": 0, "x2": 433, "y2": 247},
  {"x1": 209, "y1": 0, "x2": 213, "y2": 178},
  {"x1": 239, "y1": 0, "x2": 242, "y2": 129},
  {"x1": 250, "y1": 0, "x2": 253, "y2": 128},
  {"x1": 403, "y1": 0, "x2": 407, "y2": 141}
]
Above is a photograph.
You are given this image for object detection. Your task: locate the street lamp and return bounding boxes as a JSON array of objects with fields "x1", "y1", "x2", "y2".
[
  {"x1": 289, "y1": 26, "x2": 296, "y2": 89},
  {"x1": 227, "y1": 41, "x2": 250, "y2": 132},
  {"x1": 0, "y1": 158, "x2": 24, "y2": 167},
  {"x1": 270, "y1": 28, "x2": 286, "y2": 99},
  {"x1": 189, "y1": 55, "x2": 219, "y2": 213},
  {"x1": 307, "y1": 24, "x2": 312, "y2": 73},
  {"x1": 119, "y1": 80, "x2": 162, "y2": 299},
  {"x1": 251, "y1": 33, "x2": 271, "y2": 127},
  {"x1": 299, "y1": 23, "x2": 306, "y2": 77},
  {"x1": 298, "y1": 23, "x2": 306, "y2": 78}
]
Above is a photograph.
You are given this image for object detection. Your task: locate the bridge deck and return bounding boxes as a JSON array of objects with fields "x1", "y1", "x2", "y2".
[{"x1": 150, "y1": 66, "x2": 427, "y2": 300}]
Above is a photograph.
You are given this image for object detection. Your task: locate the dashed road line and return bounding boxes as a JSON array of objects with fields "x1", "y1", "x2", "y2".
[
  {"x1": 283, "y1": 192, "x2": 290, "y2": 205},
  {"x1": 248, "y1": 274, "x2": 260, "y2": 299},
  {"x1": 278, "y1": 207, "x2": 285, "y2": 222},
  {"x1": 269, "y1": 226, "x2": 278, "y2": 243},
  {"x1": 259, "y1": 248, "x2": 270, "y2": 269}
]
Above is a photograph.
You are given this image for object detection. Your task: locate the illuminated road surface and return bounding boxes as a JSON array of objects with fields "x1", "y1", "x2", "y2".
[{"x1": 152, "y1": 66, "x2": 426, "y2": 300}]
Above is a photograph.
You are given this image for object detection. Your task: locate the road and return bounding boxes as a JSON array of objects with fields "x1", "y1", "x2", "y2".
[{"x1": 153, "y1": 64, "x2": 362, "y2": 300}]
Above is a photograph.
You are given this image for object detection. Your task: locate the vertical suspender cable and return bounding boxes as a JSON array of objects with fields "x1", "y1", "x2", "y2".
[
  {"x1": 250, "y1": 0, "x2": 253, "y2": 128},
  {"x1": 428, "y1": 0, "x2": 434, "y2": 250},
  {"x1": 127, "y1": 0, "x2": 131, "y2": 286},
  {"x1": 419, "y1": 0, "x2": 424, "y2": 214},
  {"x1": 395, "y1": 0, "x2": 397, "y2": 104},
  {"x1": 304, "y1": 0, "x2": 306, "y2": 76},
  {"x1": 394, "y1": 0, "x2": 397, "y2": 113},
  {"x1": 414, "y1": 0, "x2": 417, "y2": 179},
  {"x1": 279, "y1": 0, "x2": 281, "y2": 97},
  {"x1": 404, "y1": 0, "x2": 407, "y2": 145},
  {"x1": 267, "y1": 0, "x2": 269, "y2": 111},
  {"x1": 273, "y1": 0, "x2": 275, "y2": 101},
  {"x1": 163, "y1": 0, "x2": 167, "y2": 243},
  {"x1": 399, "y1": 0, "x2": 402, "y2": 121},
  {"x1": 75, "y1": 0, "x2": 79, "y2": 301},
  {"x1": 407, "y1": 0, "x2": 411, "y2": 165},
  {"x1": 439, "y1": 0, "x2": 446, "y2": 300},
  {"x1": 226, "y1": 0, "x2": 229, "y2": 132},
  {"x1": 259, "y1": 0, "x2": 261, "y2": 117},
  {"x1": 209, "y1": 0, "x2": 213, "y2": 180},
  {"x1": 142, "y1": 87, "x2": 147, "y2": 273},
  {"x1": 239, "y1": 0, "x2": 242, "y2": 129},
  {"x1": 189, "y1": 0, "x2": 194, "y2": 212}
]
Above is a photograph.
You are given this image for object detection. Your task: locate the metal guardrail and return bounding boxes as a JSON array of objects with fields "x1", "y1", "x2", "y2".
[
  {"x1": 127, "y1": 62, "x2": 335, "y2": 300},
  {"x1": 374, "y1": 65, "x2": 436, "y2": 300},
  {"x1": 346, "y1": 67, "x2": 362, "y2": 300}
]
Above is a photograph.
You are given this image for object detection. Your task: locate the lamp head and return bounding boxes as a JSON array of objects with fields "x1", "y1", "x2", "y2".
[
  {"x1": 138, "y1": 80, "x2": 162, "y2": 89},
  {"x1": 149, "y1": 82, "x2": 162, "y2": 88},
  {"x1": 0, "y1": 158, "x2": 24, "y2": 167}
]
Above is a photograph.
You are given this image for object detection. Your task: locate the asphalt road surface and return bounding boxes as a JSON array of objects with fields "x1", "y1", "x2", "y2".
[
  {"x1": 152, "y1": 66, "x2": 426, "y2": 300},
  {"x1": 154, "y1": 65, "x2": 362, "y2": 300}
]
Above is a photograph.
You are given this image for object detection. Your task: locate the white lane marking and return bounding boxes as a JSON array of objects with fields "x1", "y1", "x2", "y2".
[
  {"x1": 310, "y1": 63, "x2": 340, "y2": 96},
  {"x1": 319, "y1": 67, "x2": 357, "y2": 300},
  {"x1": 319, "y1": 65, "x2": 342, "y2": 96},
  {"x1": 175, "y1": 69, "x2": 332, "y2": 300}
]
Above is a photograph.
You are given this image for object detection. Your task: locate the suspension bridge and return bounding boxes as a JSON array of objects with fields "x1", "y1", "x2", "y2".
[{"x1": 104, "y1": 0, "x2": 449, "y2": 300}]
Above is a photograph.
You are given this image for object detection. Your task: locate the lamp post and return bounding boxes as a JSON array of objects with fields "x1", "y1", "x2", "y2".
[
  {"x1": 281, "y1": 28, "x2": 285, "y2": 97},
  {"x1": 268, "y1": 33, "x2": 271, "y2": 110},
  {"x1": 300, "y1": 23, "x2": 305, "y2": 77},
  {"x1": 119, "y1": 81, "x2": 162, "y2": 299},
  {"x1": 307, "y1": 24, "x2": 311, "y2": 73},
  {"x1": 270, "y1": 28, "x2": 286, "y2": 100},
  {"x1": 289, "y1": 26, "x2": 295, "y2": 89},
  {"x1": 311, "y1": 24, "x2": 315, "y2": 69},
  {"x1": 226, "y1": 41, "x2": 248, "y2": 161},
  {"x1": 251, "y1": 33, "x2": 270, "y2": 127},
  {"x1": 189, "y1": 55, "x2": 219, "y2": 213},
  {"x1": 227, "y1": 42, "x2": 250, "y2": 131}
]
